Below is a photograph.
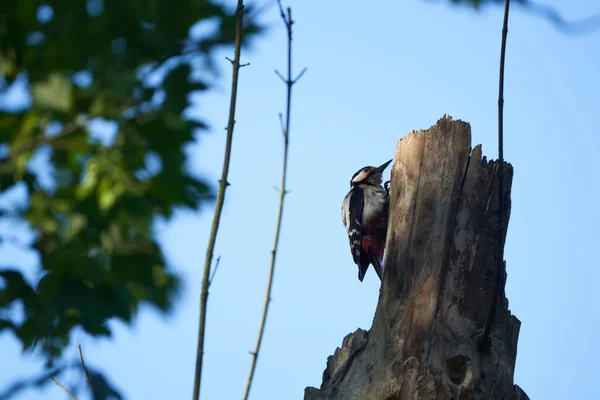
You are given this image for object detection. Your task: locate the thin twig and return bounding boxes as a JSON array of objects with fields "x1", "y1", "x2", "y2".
[
  {"x1": 78, "y1": 345, "x2": 93, "y2": 394},
  {"x1": 226, "y1": 56, "x2": 250, "y2": 67},
  {"x1": 274, "y1": 70, "x2": 286, "y2": 83},
  {"x1": 51, "y1": 377, "x2": 78, "y2": 400},
  {"x1": 242, "y1": 1, "x2": 305, "y2": 398},
  {"x1": 479, "y1": 0, "x2": 510, "y2": 352},
  {"x1": 0, "y1": 367, "x2": 64, "y2": 400},
  {"x1": 293, "y1": 67, "x2": 308, "y2": 84},
  {"x1": 192, "y1": 1, "x2": 246, "y2": 399},
  {"x1": 208, "y1": 256, "x2": 221, "y2": 286}
]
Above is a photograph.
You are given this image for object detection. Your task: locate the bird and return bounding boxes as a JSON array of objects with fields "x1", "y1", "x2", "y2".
[{"x1": 341, "y1": 159, "x2": 392, "y2": 282}]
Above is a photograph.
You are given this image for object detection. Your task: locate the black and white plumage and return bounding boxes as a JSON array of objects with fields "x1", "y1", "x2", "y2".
[{"x1": 341, "y1": 159, "x2": 392, "y2": 282}]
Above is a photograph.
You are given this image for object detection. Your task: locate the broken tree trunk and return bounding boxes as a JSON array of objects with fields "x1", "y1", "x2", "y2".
[{"x1": 305, "y1": 116, "x2": 528, "y2": 400}]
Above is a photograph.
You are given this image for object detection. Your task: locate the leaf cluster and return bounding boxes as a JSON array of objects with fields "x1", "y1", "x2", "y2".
[{"x1": 0, "y1": 0, "x2": 261, "y2": 375}]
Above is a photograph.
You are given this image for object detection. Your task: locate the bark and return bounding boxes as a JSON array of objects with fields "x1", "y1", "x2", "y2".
[{"x1": 305, "y1": 116, "x2": 527, "y2": 400}]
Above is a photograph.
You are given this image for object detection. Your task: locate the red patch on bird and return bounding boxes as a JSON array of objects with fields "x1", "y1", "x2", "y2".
[{"x1": 362, "y1": 235, "x2": 385, "y2": 261}]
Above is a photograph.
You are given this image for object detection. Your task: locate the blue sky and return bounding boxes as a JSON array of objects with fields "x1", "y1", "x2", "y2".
[{"x1": 1, "y1": 0, "x2": 600, "y2": 399}]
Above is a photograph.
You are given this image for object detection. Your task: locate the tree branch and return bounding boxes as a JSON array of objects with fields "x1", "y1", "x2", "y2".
[
  {"x1": 0, "y1": 367, "x2": 64, "y2": 400},
  {"x1": 192, "y1": 1, "x2": 246, "y2": 399},
  {"x1": 51, "y1": 377, "x2": 78, "y2": 400},
  {"x1": 78, "y1": 345, "x2": 93, "y2": 395},
  {"x1": 479, "y1": 0, "x2": 510, "y2": 351},
  {"x1": 293, "y1": 67, "x2": 308, "y2": 84},
  {"x1": 242, "y1": 1, "x2": 305, "y2": 398}
]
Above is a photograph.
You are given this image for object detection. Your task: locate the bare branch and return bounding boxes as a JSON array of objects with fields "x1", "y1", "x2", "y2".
[
  {"x1": 293, "y1": 67, "x2": 308, "y2": 84},
  {"x1": 78, "y1": 345, "x2": 93, "y2": 395},
  {"x1": 274, "y1": 70, "x2": 286, "y2": 83},
  {"x1": 286, "y1": 8, "x2": 293, "y2": 32},
  {"x1": 478, "y1": 0, "x2": 510, "y2": 352},
  {"x1": 192, "y1": 1, "x2": 246, "y2": 399},
  {"x1": 227, "y1": 57, "x2": 249, "y2": 67},
  {"x1": 243, "y1": 2, "x2": 303, "y2": 399},
  {"x1": 276, "y1": 0, "x2": 286, "y2": 22},
  {"x1": 51, "y1": 377, "x2": 78, "y2": 400},
  {"x1": 0, "y1": 367, "x2": 64, "y2": 400}
]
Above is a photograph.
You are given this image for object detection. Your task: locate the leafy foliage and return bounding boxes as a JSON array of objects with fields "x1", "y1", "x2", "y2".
[{"x1": 0, "y1": 0, "x2": 261, "y2": 397}]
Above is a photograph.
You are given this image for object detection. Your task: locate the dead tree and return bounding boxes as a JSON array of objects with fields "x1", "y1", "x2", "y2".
[{"x1": 305, "y1": 116, "x2": 528, "y2": 400}]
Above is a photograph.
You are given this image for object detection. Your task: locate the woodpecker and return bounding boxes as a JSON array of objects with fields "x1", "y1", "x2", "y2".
[{"x1": 341, "y1": 159, "x2": 392, "y2": 282}]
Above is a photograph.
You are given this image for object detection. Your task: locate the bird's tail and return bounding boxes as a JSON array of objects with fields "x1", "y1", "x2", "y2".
[
  {"x1": 358, "y1": 251, "x2": 370, "y2": 282},
  {"x1": 369, "y1": 253, "x2": 383, "y2": 281}
]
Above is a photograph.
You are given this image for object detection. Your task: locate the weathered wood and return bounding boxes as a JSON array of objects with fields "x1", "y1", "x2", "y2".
[{"x1": 306, "y1": 116, "x2": 527, "y2": 400}]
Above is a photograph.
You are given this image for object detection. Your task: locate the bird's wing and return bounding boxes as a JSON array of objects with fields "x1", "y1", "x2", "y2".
[
  {"x1": 341, "y1": 192, "x2": 350, "y2": 228},
  {"x1": 347, "y1": 188, "x2": 363, "y2": 264}
]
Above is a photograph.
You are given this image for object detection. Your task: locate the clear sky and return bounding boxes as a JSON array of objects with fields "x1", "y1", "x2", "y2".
[{"x1": 1, "y1": 0, "x2": 600, "y2": 399}]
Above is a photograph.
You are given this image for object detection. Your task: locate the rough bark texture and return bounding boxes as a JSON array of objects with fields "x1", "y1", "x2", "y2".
[{"x1": 305, "y1": 116, "x2": 527, "y2": 400}]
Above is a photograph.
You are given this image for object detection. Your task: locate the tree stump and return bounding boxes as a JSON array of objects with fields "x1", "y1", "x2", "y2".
[{"x1": 305, "y1": 116, "x2": 528, "y2": 400}]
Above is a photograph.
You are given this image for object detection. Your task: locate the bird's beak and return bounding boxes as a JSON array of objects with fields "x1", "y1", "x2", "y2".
[{"x1": 376, "y1": 159, "x2": 393, "y2": 173}]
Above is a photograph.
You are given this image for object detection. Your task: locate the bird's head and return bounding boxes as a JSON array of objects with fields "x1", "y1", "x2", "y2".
[{"x1": 350, "y1": 159, "x2": 393, "y2": 188}]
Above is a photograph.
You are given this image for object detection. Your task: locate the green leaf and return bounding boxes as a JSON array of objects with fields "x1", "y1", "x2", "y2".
[
  {"x1": 90, "y1": 94, "x2": 106, "y2": 116},
  {"x1": 31, "y1": 73, "x2": 73, "y2": 112},
  {"x1": 97, "y1": 176, "x2": 124, "y2": 211},
  {"x1": 76, "y1": 158, "x2": 99, "y2": 199},
  {"x1": 0, "y1": 51, "x2": 16, "y2": 76}
]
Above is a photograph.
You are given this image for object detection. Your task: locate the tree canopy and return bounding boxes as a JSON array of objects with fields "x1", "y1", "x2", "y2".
[{"x1": 0, "y1": 1, "x2": 259, "y2": 397}]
